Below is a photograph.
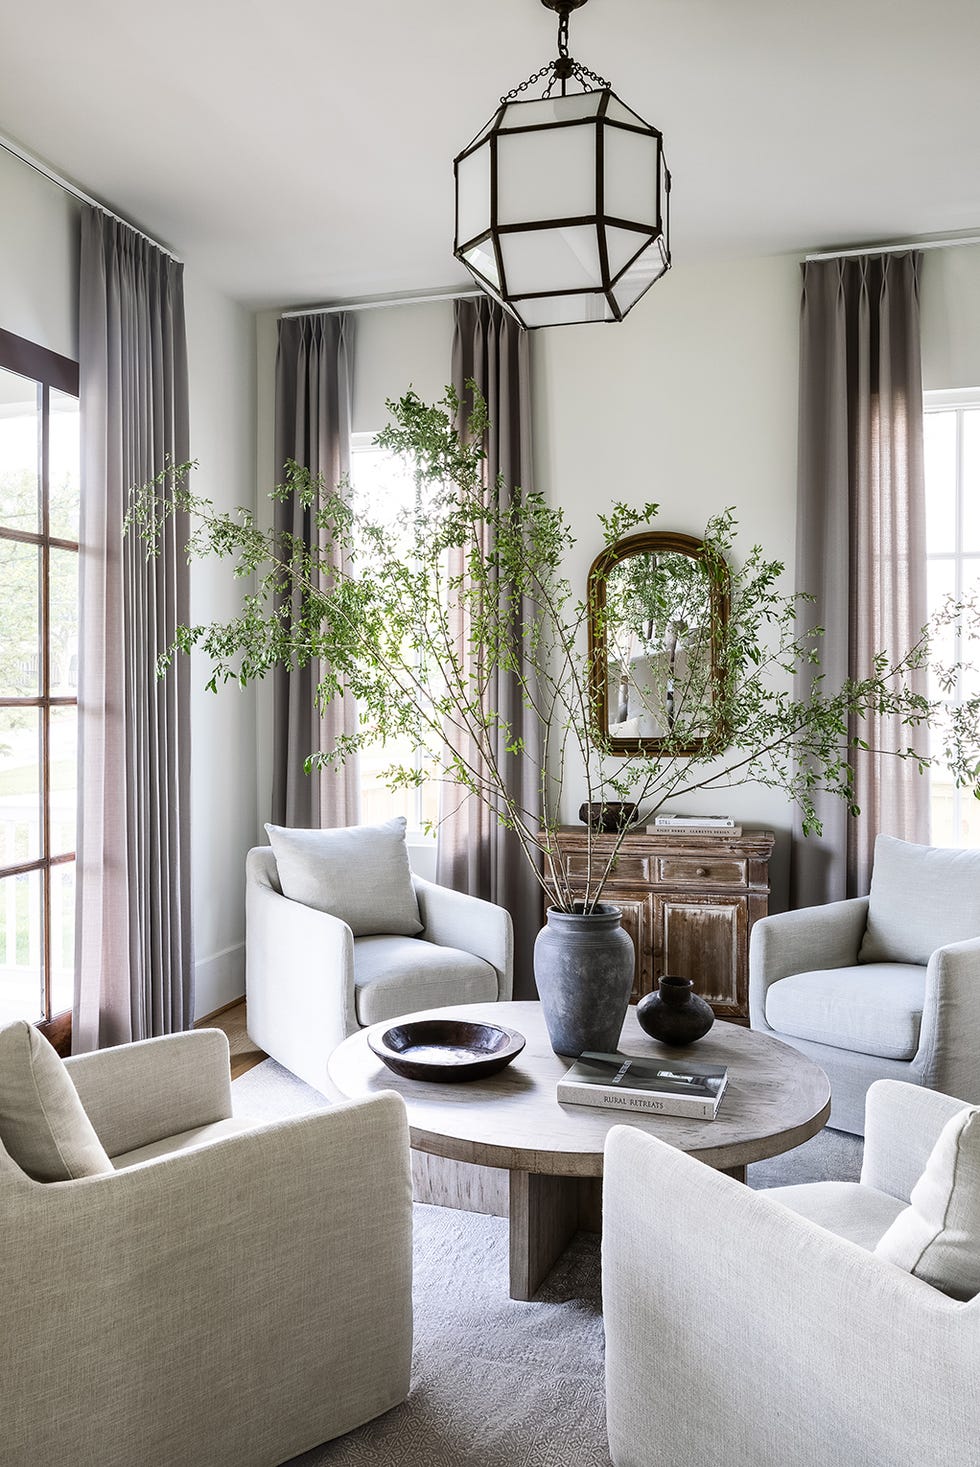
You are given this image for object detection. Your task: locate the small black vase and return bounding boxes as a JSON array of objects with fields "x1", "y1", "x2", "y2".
[{"x1": 637, "y1": 975, "x2": 715, "y2": 1046}]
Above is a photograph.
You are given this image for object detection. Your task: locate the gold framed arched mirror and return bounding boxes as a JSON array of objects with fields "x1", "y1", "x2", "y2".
[{"x1": 588, "y1": 530, "x2": 729, "y2": 756}]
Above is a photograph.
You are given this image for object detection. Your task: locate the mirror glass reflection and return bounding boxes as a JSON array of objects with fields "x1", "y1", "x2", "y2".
[{"x1": 590, "y1": 533, "x2": 725, "y2": 754}]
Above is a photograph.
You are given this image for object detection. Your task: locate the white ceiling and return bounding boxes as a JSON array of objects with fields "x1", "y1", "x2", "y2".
[{"x1": 3, "y1": 0, "x2": 980, "y2": 308}]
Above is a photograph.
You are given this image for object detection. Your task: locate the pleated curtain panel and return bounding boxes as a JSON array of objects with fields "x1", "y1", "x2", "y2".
[
  {"x1": 791, "y1": 251, "x2": 929, "y2": 908},
  {"x1": 74, "y1": 208, "x2": 193, "y2": 1051},
  {"x1": 437, "y1": 297, "x2": 543, "y2": 997},
  {"x1": 271, "y1": 313, "x2": 360, "y2": 829}
]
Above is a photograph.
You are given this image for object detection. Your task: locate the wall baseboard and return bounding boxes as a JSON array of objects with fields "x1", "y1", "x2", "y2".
[{"x1": 194, "y1": 943, "x2": 245, "y2": 1024}]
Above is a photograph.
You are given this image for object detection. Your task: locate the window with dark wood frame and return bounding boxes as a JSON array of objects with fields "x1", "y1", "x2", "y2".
[{"x1": 0, "y1": 327, "x2": 80, "y2": 1053}]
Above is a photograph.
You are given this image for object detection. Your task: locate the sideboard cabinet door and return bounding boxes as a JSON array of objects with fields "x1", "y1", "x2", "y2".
[{"x1": 655, "y1": 894, "x2": 747, "y2": 1021}]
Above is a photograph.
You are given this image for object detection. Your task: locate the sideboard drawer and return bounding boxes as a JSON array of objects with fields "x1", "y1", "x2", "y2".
[
  {"x1": 564, "y1": 853, "x2": 651, "y2": 883},
  {"x1": 658, "y1": 857, "x2": 747, "y2": 887}
]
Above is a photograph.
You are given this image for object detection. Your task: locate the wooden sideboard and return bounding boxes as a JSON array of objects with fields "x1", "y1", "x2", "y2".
[{"x1": 546, "y1": 827, "x2": 775, "y2": 1024}]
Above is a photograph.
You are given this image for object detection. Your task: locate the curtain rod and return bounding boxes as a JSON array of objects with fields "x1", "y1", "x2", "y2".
[
  {"x1": 280, "y1": 287, "x2": 484, "y2": 319},
  {"x1": 0, "y1": 134, "x2": 183, "y2": 264},
  {"x1": 805, "y1": 232, "x2": 980, "y2": 262}
]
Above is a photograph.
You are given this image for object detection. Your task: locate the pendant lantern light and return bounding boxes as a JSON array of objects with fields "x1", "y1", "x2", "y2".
[{"x1": 453, "y1": 0, "x2": 671, "y2": 329}]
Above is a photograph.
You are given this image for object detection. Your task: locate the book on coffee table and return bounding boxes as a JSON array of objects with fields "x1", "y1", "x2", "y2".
[{"x1": 557, "y1": 1051, "x2": 729, "y2": 1119}]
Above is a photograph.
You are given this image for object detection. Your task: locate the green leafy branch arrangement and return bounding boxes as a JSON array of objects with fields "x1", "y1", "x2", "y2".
[{"x1": 127, "y1": 385, "x2": 980, "y2": 913}]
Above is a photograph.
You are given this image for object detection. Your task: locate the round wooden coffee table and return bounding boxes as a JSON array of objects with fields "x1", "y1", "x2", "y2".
[{"x1": 327, "y1": 1000, "x2": 831, "y2": 1300}]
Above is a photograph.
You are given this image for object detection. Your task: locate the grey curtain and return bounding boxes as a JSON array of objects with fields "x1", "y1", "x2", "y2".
[
  {"x1": 437, "y1": 297, "x2": 542, "y2": 998},
  {"x1": 271, "y1": 313, "x2": 359, "y2": 829},
  {"x1": 791, "y1": 251, "x2": 928, "y2": 907},
  {"x1": 74, "y1": 208, "x2": 192, "y2": 1051}
]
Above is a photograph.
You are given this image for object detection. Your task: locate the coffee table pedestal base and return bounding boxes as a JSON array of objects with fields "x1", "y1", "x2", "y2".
[{"x1": 509, "y1": 1172, "x2": 602, "y2": 1300}]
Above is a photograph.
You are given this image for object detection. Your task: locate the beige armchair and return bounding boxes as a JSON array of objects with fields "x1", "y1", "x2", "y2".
[
  {"x1": 1, "y1": 1026, "x2": 413, "y2": 1467},
  {"x1": 603, "y1": 1079, "x2": 980, "y2": 1467},
  {"x1": 247, "y1": 841, "x2": 513, "y2": 1093}
]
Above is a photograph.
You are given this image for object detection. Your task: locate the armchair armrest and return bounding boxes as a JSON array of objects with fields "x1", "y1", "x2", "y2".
[
  {"x1": 603, "y1": 1125, "x2": 974, "y2": 1467},
  {"x1": 861, "y1": 1078, "x2": 970, "y2": 1202},
  {"x1": 1, "y1": 1092, "x2": 413, "y2": 1466},
  {"x1": 412, "y1": 876, "x2": 514, "y2": 1001},
  {"x1": 64, "y1": 1029, "x2": 232, "y2": 1159},
  {"x1": 913, "y1": 936, "x2": 980, "y2": 1104},
  {"x1": 246, "y1": 846, "x2": 357, "y2": 1092},
  {"x1": 749, "y1": 897, "x2": 869, "y2": 1028}
]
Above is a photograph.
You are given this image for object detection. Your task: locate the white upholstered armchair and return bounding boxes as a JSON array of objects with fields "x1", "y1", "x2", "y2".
[
  {"x1": 750, "y1": 835, "x2": 980, "y2": 1134},
  {"x1": 603, "y1": 1079, "x2": 980, "y2": 1467},
  {"x1": 0, "y1": 1022, "x2": 413, "y2": 1467},
  {"x1": 246, "y1": 819, "x2": 513, "y2": 1093}
]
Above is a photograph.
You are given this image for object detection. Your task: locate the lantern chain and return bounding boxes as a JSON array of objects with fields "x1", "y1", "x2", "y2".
[{"x1": 498, "y1": 4, "x2": 609, "y2": 105}]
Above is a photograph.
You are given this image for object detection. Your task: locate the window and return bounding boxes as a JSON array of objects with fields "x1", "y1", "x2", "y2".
[
  {"x1": 0, "y1": 329, "x2": 80, "y2": 1044},
  {"x1": 349, "y1": 434, "x2": 439, "y2": 841},
  {"x1": 924, "y1": 389, "x2": 980, "y2": 846}
]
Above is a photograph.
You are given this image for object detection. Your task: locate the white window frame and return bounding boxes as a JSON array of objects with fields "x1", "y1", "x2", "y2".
[{"x1": 924, "y1": 386, "x2": 980, "y2": 846}]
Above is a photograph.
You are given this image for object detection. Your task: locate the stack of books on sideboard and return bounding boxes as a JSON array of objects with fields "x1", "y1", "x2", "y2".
[
  {"x1": 648, "y1": 813, "x2": 742, "y2": 838},
  {"x1": 558, "y1": 1053, "x2": 729, "y2": 1119}
]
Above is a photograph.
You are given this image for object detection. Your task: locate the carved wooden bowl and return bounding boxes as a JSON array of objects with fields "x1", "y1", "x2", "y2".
[
  {"x1": 578, "y1": 800, "x2": 640, "y2": 832},
  {"x1": 367, "y1": 1018, "x2": 526, "y2": 1083}
]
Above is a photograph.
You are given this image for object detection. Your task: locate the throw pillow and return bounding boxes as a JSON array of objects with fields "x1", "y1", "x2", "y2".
[
  {"x1": 859, "y1": 834, "x2": 980, "y2": 965},
  {"x1": 0, "y1": 1021, "x2": 114, "y2": 1182},
  {"x1": 874, "y1": 1103, "x2": 980, "y2": 1300},
  {"x1": 266, "y1": 816, "x2": 423, "y2": 938}
]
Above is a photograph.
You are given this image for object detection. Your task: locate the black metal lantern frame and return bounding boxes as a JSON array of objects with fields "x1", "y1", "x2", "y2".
[{"x1": 453, "y1": 0, "x2": 671, "y2": 329}]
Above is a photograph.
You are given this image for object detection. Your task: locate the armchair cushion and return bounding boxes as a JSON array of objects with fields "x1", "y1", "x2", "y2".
[
  {"x1": 266, "y1": 816, "x2": 423, "y2": 937},
  {"x1": 859, "y1": 835, "x2": 980, "y2": 965},
  {"x1": 0, "y1": 1021, "x2": 113, "y2": 1182},
  {"x1": 763, "y1": 1179, "x2": 907, "y2": 1250},
  {"x1": 353, "y1": 935, "x2": 499, "y2": 1026},
  {"x1": 875, "y1": 1103, "x2": 980, "y2": 1300},
  {"x1": 764, "y1": 963, "x2": 926, "y2": 1059}
]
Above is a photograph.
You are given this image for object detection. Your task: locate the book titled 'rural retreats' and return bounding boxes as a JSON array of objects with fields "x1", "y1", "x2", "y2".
[{"x1": 557, "y1": 1052, "x2": 729, "y2": 1119}]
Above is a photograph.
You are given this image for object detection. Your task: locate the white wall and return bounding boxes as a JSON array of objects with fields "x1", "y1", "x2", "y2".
[
  {"x1": 183, "y1": 273, "x2": 257, "y2": 1018},
  {"x1": 921, "y1": 244, "x2": 980, "y2": 391},
  {"x1": 0, "y1": 146, "x2": 79, "y2": 358},
  {"x1": 533, "y1": 256, "x2": 803, "y2": 906},
  {"x1": 0, "y1": 148, "x2": 258, "y2": 1020}
]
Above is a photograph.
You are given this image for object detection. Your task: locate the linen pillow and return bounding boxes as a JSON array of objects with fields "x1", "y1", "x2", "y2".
[
  {"x1": 266, "y1": 816, "x2": 423, "y2": 938},
  {"x1": 874, "y1": 1103, "x2": 980, "y2": 1300},
  {"x1": 858, "y1": 834, "x2": 980, "y2": 965},
  {"x1": 0, "y1": 1021, "x2": 113, "y2": 1182}
]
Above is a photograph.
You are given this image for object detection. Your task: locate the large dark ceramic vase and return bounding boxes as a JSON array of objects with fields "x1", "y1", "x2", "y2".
[
  {"x1": 636, "y1": 975, "x2": 715, "y2": 1046},
  {"x1": 533, "y1": 903, "x2": 635, "y2": 1058}
]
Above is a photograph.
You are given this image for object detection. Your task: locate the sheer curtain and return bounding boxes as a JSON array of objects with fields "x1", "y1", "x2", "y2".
[
  {"x1": 271, "y1": 313, "x2": 359, "y2": 829},
  {"x1": 436, "y1": 297, "x2": 542, "y2": 997},
  {"x1": 791, "y1": 251, "x2": 929, "y2": 907},
  {"x1": 74, "y1": 208, "x2": 192, "y2": 1050}
]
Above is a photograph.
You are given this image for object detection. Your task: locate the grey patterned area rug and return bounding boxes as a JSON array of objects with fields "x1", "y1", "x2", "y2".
[{"x1": 232, "y1": 1060, "x2": 862, "y2": 1467}]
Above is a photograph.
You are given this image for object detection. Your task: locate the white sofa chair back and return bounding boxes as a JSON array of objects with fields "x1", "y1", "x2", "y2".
[
  {"x1": 602, "y1": 1079, "x2": 980, "y2": 1467},
  {"x1": 750, "y1": 835, "x2": 980, "y2": 1133},
  {"x1": 0, "y1": 1025, "x2": 413, "y2": 1467}
]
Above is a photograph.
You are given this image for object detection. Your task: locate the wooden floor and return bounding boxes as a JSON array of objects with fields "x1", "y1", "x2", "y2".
[{"x1": 197, "y1": 999, "x2": 266, "y2": 1080}]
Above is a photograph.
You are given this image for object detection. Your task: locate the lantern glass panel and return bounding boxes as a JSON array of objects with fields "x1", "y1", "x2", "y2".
[
  {"x1": 495, "y1": 121, "x2": 597, "y2": 227},
  {"x1": 610, "y1": 238, "x2": 670, "y2": 315},
  {"x1": 516, "y1": 291, "x2": 614, "y2": 328},
  {"x1": 463, "y1": 239, "x2": 501, "y2": 290},
  {"x1": 603, "y1": 124, "x2": 659, "y2": 228},
  {"x1": 605, "y1": 224, "x2": 651, "y2": 280},
  {"x1": 500, "y1": 224, "x2": 601, "y2": 295},
  {"x1": 500, "y1": 91, "x2": 603, "y2": 129},
  {"x1": 604, "y1": 94, "x2": 653, "y2": 131},
  {"x1": 456, "y1": 141, "x2": 491, "y2": 247}
]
